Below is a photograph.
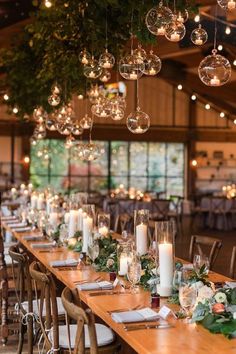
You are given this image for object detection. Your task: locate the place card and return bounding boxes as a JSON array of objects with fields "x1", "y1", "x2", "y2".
[{"x1": 158, "y1": 305, "x2": 176, "y2": 320}]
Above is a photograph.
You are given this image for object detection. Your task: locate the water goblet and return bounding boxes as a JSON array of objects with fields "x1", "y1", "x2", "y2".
[{"x1": 127, "y1": 259, "x2": 142, "y2": 293}]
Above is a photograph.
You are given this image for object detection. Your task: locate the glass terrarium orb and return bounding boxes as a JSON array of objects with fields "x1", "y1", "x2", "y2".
[
  {"x1": 80, "y1": 114, "x2": 93, "y2": 129},
  {"x1": 56, "y1": 121, "x2": 73, "y2": 135},
  {"x1": 51, "y1": 83, "x2": 62, "y2": 95},
  {"x1": 33, "y1": 106, "x2": 47, "y2": 123},
  {"x1": 71, "y1": 122, "x2": 83, "y2": 135},
  {"x1": 81, "y1": 142, "x2": 101, "y2": 161},
  {"x1": 191, "y1": 25, "x2": 208, "y2": 46},
  {"x1": 198, "y1": 50, "x2": 231, "y2": 86},
  {"x1": 99, "y1": 70, "x2": 111, "y2": 83},
  {"x1": 111, "y1": 95, "x2": 126, "y2": 109},
  {"x1": 143, "y1": 51, "x2": 162, "y2": 76},
  {"x1": 91, "y1": 99, "x2": 112, "y2": 118},
  {"x1": 165, "y1": 16, "x2": 186, "y2": 42},
  {"x1": 30, "y1": 136, "x2": 38, "y2": 146},
  {"x1": 48, "y1": 94, "x2": 60, "y2": 106},
  {"x1": 110, "y1": 106, "x2": 125, "y2": 121},
  {"x1": 217, "y1": 0, "x2": 236, "y2": 10},
  {"x1": 126, "y1": 107, "x2": 150, "y2": 134},
  {"x1": 119, "y1": 53, "x2": 145, "y2": 80},
  {"x1": 176, "y1": 10, "x2": 189, "y2": 23},
  {"x1": 133, "y1": 45, "x2": 147, "y2": 64},
  {"x1": 33, "y1": 129, "x2": 46, "y2": 140},
  {"x1": 46, "y1": 118, "x2": 57, "y2": 131},
  {"x1": 88, "y1": 84, "x2": 100, "y2": 100},
  {"x1": 79, "y1": 49, "x2": 91, "y2": 65},
  {"x1": 65, "y1": 135, "x2": 75, "y2": 149},
  {"x1": 145, "y1": 4, "x2": 173, "y2": 36},
  {"x1": 99, "y1": 49, "x2": 115, "y2": 69},
  {"x1": 83, "y1": 58, "x2": 102, "y2": 79}
]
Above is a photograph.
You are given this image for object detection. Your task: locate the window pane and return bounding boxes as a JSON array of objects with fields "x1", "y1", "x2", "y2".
[
  {"x1": 50, "y1": 140, "x2": 69, "y2": 176},
  {"x1": 166, "y1": 177, "x2": 184, "y2": 197},
  {"x1": 70, "y1": 177, "x2": 88, "y2": 192},
  {"x1": 129, "y1": 177, "x2": 147, "y2": 191},
  {"x1": 30, "y1": 140, "x2": 49, "y2": 176},
  {"x1": 130, "y1": 142, "x2": 147, "y2": 176},
  {"x1": 148, "y1": 143, "x2": 166, "y2": 176},
  {"x1": 111, "y1": 176, "x2": 128, "y2": 189},
  {"x1": 167, "y1": 144, "x2": 184, "y2": 177},
  {"x1": 90, "y1": 141, "x2": 108, "y2": 176},
  {"x1": 90, "y1": 177, "x2": 108, "y2": 194},
  {"x1": 50, "y1": 176, "x2": 69, "y2": 191},
  {"x1": 70, "y1": 150, "x2": 89, "y2": 176},
  {"x1": 30, "y1": 175, "x2": 49, "y2": 189},
  {"x1": 148, "y1": 177, "x2": 165, "y2": 193},
  {"x1": 111, "y1": 142, "x2": 128, "y2": 176}
]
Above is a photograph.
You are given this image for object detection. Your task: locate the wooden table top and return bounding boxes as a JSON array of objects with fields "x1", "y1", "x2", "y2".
[{"x1": 3, "y1": 221, "x2": 236, "y2": 354}]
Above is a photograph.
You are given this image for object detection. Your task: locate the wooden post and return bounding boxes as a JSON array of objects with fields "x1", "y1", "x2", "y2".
[{"x1": 187, "y1": 97, "x2": 197, "y2": 199}]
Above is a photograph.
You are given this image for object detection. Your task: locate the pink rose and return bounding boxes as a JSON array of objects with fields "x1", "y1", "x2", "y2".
[{"x1": 212, "y1": 303, "x2": 225, "y2": 314}]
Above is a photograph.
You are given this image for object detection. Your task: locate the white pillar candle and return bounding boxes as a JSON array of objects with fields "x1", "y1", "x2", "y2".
[
  {"x1": 37, "y1": 196, "x2": 45, "y2": 210},
  {"x1": 64, "y1": 212, "x2": 70, "y2": 224},
  {"x1": 82, "y1": 216, "x2": 93, "y2": 253},
  {"x1": 11, "y1": 187, "x2": 17, "y2": 196},
  {"x1": 77, "y1": 208, "x2": 83, "y2": 231},
  {"x1": 46, "y1": 199, "x2": 51, "y2": 215},
  {"x1": 28, "y1": 183, "x2": 33, "y2": 192},
  {"x1": 68, "y1": 210, "x2": 79, "y2": 238},
  {"x1": 136, "y1": 223, "x2": 148, "y2": 255},
  {"x1": 20, "y1": 183, "x2": 26, "y2": 191},
  {"x1": 49, "y1": 212, "x2": 58, "y2": 228},
  {"x1": 31, "y1": 195, "x2": 38, "y2": 209},
  {"x1": 158, "y1": 243, "x2": 173, "y2": 296},
  {"x1": 118, "y1": 254, "x2": 128, "y2": 276},
  {"x1": 98, "y1": 226, "x2": 109, "y2": 237}
]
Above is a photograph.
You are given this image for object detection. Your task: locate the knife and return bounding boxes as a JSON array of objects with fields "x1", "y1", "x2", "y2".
[
  {"x1": 124, "y1": 323, "x2": 173, "y2": 331},
  {"x1": 89, "y1": 291, "x2": 121, "y2": 297}
]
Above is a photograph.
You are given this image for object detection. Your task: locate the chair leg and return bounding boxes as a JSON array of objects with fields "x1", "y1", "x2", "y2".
[
  {"x1": 27, "y1": 318, "x2": 34, "y2": 354},
  {"x1": 17, "y1": 322, "x2": 25, "y2": 354}
]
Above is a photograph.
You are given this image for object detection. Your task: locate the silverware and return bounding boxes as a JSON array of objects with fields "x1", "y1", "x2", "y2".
[
  {"x1": 74, "y1": 276, "x2": 102, "y2": 284},
  {"x1": 89, "y1": 291, "x2": 120, "y2": 297},
  {"x1": 124, "y1": 323, "x2": 173, "y2": 331},
  {"x1": 107, "y1": 305, "x2": 143, "y2": 314}
]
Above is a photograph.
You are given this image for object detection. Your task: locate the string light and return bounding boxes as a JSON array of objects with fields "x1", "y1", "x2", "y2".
[
  {"x1": 177, "y1": 84, "x2": 183, "y2": 90},
  {"x1": 233, "y1": 60, "x2": 236, "y2": 66},
  {"x1": 205, "y1": 103, "x2": 211, "y2": 110},
  {"x1": 45, "y1": 0, "x2": 52, "y2": 8},
  {"x1": 13, "y1": 107, "x2": 18, "y2": 114},
  {"x1": 194, "y1": 15, "x2": 200, "y2": 23},
  {"x1": 191, "y1": 159, "x2": 198, "y2": 167},
  {"x1": 225, "y1": 26, "x2": 231, "y2": 35},
  {"x1": 218, "y1": 44, "x2": 223, "y2": 51},
  {"x1": 3, "y1": 94, "x2": 9, "y2": 101},
  {"x1": 234, "y1": 119, "x2": 236, "y2": 125},
  {"x1": 191, "y1": 94, "x2": 197, "y2": 101},
  {"x1": 23, "y1": 156, "x2": 30, "y2": 164}
]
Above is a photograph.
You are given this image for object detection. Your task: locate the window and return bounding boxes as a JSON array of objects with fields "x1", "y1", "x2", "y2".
[{"x1": 30, "y1": 139, "x2": 185, "y2": 196}]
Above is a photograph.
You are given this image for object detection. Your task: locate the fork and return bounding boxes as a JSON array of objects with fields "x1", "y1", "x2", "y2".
[{"x1": 74, "y1": 276, "x2": 102, "y2": 284}]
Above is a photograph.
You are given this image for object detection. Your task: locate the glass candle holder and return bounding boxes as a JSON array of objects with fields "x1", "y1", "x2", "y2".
[
  {"x1": 117, "y1": 241, "x2": 133, "y2": 276},
  {"x1": 98, "y1": 213, "x2": 110, "y2": 237},
  {"x1": 82, "y1": 204, "x2": 95, "y2": 253},
  {"x1": 134, "y1": 209, "x2": 149, "y2": 255},
  {"x1": 155, "y1": 220, "x2": 175, "y2": 297}
]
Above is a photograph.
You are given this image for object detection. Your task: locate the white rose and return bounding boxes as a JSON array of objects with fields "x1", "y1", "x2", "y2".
[
  {"x1": 214, "y1": 292, "x2": 227, "y2": 304},
  {"x1": 198, "y1": 285, "x2": 214, "y2": 302},
  {"x1": 191, "y1": 281, "x2": 204, "y2": 290}
]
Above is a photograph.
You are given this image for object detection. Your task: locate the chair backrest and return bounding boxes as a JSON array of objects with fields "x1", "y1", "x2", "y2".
[
  {"x1": 210, "y1": 197, "x2": 226, "y2": 212},
  {"x1": 29, "y1": 261, "x2": 59, "y2": 353},
  {"x1": 8, "y1": 244, "x2": 33, "y2": 315},
  {"x1": 148, "y1": 220, "x2": 156, "y2": 242},
  {"x1": 61, "y1": 287, "x2": 98, "y2": 354},
  {"x1": 189, "y1": 235, "x2": 222, "y2": 269},
  {"x1": 229, "y1": 246, "x2": 236, "y2": 279},
  {"x1": 118, "y1": 200, "x2": 136, "y2": 215},
  {"x1": 151, "y1": 199, "x2": 170, "y2": 219},
  {"x1": 113, "y1": 213, "x2": 133, "y2": 233}
]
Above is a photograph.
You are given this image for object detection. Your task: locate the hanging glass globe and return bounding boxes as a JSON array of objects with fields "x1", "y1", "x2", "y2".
[
  {"x1": 143, "y1": 51, "x2": 162, "y2": 76},
  {"x1": 198, "y1": 49, "x2": 231, "y2": 86},
  {"x1": 80, "y1": 114, "x2": 93, "y2": 129},
  {"x1": 71, "y1": 122, "x2": 83, "y2": 136},
  {"x1": 119, "y1": 53, "x2": 145, "y2": 80},
  {"x1": 30, "y1": 137, "x2": 38, "y2": 146},
  {"x1": 217, "y1": 0, "x2": 236, "y2": 10},
  {"x1": 126, "y1": 107, "x2": 150, "y2": 134},
  {"x1": 145, "y1": 3, "x2": 173, "y2": 36},
  {"x1": 81, "y1": 142, "x2": 101, "y2": 161},
  {"x1": 111, "y1": 95, "x2": 126, "y2": 109},
  {"x1": 133, "y1": 44, "x2": 147, "y2": 64},
  {"x1": 110, "y1": 106, "x2": 125, "y2": 121},
  {"x1": 191, "y1": 24, "x2": 208, "y2": 46},
  {"x1": 83, "y1": 58, "x2": 103, "y2": 79},
  {"x1": 65, "y1": 135, "x2": 75, "y2": 149},
  {"x1": 91, "y1": 98, "x2": 112, "y2": 118},
  {"x1": 46, "y1": 118, "x2": 57, "y2": 131},
  {"x1": 99, "y1": 70, "x2": 111, "y2": 83},
  {"x1": 176, "y1": 10, "x2": 189, "y2": 23},
  {"x1": 88, "y1": 84, "x2": 100, "y2": 99},
  {"x1": 48, "y1": 94, "x2": 60, "y2": 106},
  {"x1": 51, "y1": 83, "x2": 62, "y2": 95},
  {"x1": 33, "y1": 106, "x2": 47, "y2": 123},
  {"x1": 33, "y1": 129, "x2": 46, "y2": 140},
  {"x1": 79, "y1": 49, "x2": 91, "y2": 65},
  {"x1": 165, "y1": 16, "x2": 186, "y2": 42},
  {"x1": 99, "y1": 49, "x2": 115, "y2": 69},
  {"x1": 56, "y1": 121, "x2": 73, "y2": 135}
]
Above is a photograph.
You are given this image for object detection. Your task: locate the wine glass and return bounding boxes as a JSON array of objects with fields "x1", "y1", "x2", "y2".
[
  {"x1": 87, "y1": 237, "x2": 100, "y2": 263},
  {"x1": 193, "y1": 254, "x2": 210, "y2": 273},
  {"x1": 59, "y1": 224, "x2": 69, "y2": 246},
  {"x1": 179, "y1": 283, "x2": 197, "y2": 320},
  {"x1": 127, "y1": 258, "x2": 142, "y2": 293}
]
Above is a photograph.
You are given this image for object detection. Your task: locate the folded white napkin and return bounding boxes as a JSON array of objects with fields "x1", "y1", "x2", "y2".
[
  {"x1": 225, "y1": 281, "x2": 236, "y2": 289},
  {"x1": 49, "y1": 259, "x2": 78, "y2": 267},
  {"x1": 77, "y1": 281, "x2": 113, "y2": 291},
  {"x1": 111, "y1": 307, "x2": 159, "y2": 323},
  {"x1": 1, "y1": 216, "x2": 16, "y2": 221},
  {"x1": 11, "y1": 227, "x2": 31, "y2": 232},
  {"x1": 22, "y1": 235, "x2": 44, "y2": 241},
  {"x1": 31, "y1": 242, "x2": 55, "y2": 249},
  {"x1": 182, "y1": 263, "x2": 194, "y2": 270},
  {"x1": 9, "y1": 222, "x2": 27, "y2": 228}
]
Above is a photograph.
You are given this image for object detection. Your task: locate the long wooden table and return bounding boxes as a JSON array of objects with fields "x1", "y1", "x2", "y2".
[{"x1": 3, "y1": 222, "x2": 236, "y2": 354}]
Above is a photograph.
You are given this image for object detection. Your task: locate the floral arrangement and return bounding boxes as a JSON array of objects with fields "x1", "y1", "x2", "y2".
[
  {"x1": 192, "y1": 287, "x2": 236, "y2": 338},
  {"x1": 94, "y1": 234, "x2": 118, "y2": 272},
  {"x1": 67, "y1": 231, "x2": 83, "y2": 252}
]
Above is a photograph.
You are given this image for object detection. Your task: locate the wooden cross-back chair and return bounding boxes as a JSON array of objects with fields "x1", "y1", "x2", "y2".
[
  {"x1": 8, "y1": 244, "x2": 34, "y2": 354},
  {"x1": 189, "y1": 235, "x2": 222, "y2": 270},
  {"x1": 61, "y1": 287, "x2": 120, "y2": 354},
  {"x1": 229, "y1": 246, "x2": 236, "y2": 279},
  {"x1": 0, "y1": 223, "x2": 9, "y2": 345},
  {"x1": 113, "y1": 213, "x2": 133, "y2": 234},
  {"x1": 30, "y1": 262, "x2": 118, "y2": 354},
  {"x1": 151, "y1": 199, "x2": 170, "y2": 221}
]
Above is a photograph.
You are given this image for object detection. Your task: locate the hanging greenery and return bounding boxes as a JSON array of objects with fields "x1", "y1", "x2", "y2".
[{"x1": 0, "y1": 0, "x2": 197, "y2": 117}]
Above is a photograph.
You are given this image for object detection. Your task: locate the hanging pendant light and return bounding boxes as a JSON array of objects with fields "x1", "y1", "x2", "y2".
[
  {"x1": 191, "y1": 24, "x2": 208, "y2": 45},
  {"x1": 79, "y1": 49, "x2": 91, "y2": 65},
  {"x1": 217, "y1": 0, "x2": 236, "y2": 10},
  {"x1": 110, "y1": 105, "x2": 125, "y2": 121},
  {"x1": 176, "y1": 10, "x2": 189, "y2": 23},
  {"x1": 83, "y1": 57, "x2": 102, "y2": 79},
  {"x1": 119, "y1": 52, "x2": 145, "y2": 80},
  {"x1": 80, "y1": 114, "x2": 93, "y2": 129},
  {"x1": 165, "y1": 15, "x2": 186, "y2": 42},
  {"x1": 198, "y1": 49, "x2": 231, "y2": 86},
  {"x1": 65, "y1": 135, "x2": 75, "y2": 149},
  {"x1": 145, "y1": 1, "x2": 173, "y2": 36},
  {"x1": 48, "y1": 94, "x2": 60, "y2": 106},
  {"x1": 71, "y1": 122, "x2": 84, "y2": 136},
  {"x1": 81, "y1": 142, "x2": 101, "y2": 161},
  {"x1": 46, "y1": 117, "x2": 57, "y2": 131},
  {"x1": 143, "y1": 51, "x2": 162, "y2": 76},
  {"x1": 133, "y1": 44, "x2": 147, "y2": 64},
  {"x1": 99, "y1": 70, "x2": 111, "y2": 83},
  {"x1": 99, "y1": 49, "x2": 115, "y2": 69}
]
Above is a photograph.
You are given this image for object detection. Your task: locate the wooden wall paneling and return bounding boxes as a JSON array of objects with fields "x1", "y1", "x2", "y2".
[{"x1": 175, "y1": 90, "x2": 189, "y2": 126}]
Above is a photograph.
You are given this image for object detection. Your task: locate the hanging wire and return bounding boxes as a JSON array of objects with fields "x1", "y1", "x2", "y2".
[
  {"x1": 213, "y1": 5, "x2": 218, "y2": 52},
  {"x1": 130, "y1": 8, "x2": 134, "y2": 53},
  {"x1": 105, "y1": 6, "x2": 108, "y2": 50},
  {"x1": 136, "y1": 78, "x2": 140, "y2": 109},
  {"x1": 85, "y1": 79, "x2": 88, "y2": 114}
]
